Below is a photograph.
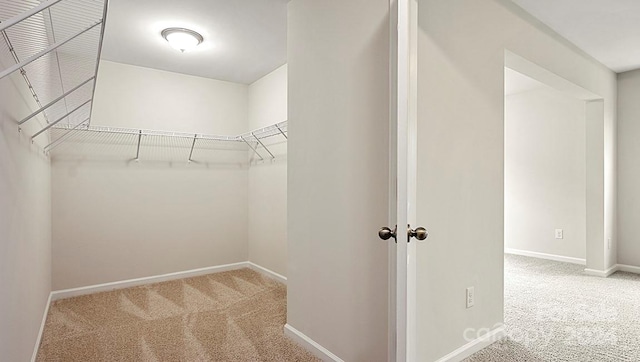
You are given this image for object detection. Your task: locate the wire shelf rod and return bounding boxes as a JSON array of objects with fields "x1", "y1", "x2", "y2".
[
  {"x1": 0, "y1": 21, "x2": 102, "y2": 80},
  {"x1": 44, "y1": 118, "x2": 89, "y2": 152},
  {"x1": 48, "y1": 121, "x2": 288, "y2": 155},
  {"x1": 50, "y1": 124, "x2": 240, "y2": 141},
  {"x1": 32, "y1": 98, "x2": 92, "y2": 139},
  {"x1": 19, "y1": 76, "x2": 94, "y2": 125},
  {"x1": 0, "y1": 0, "x2": 64, "y2": 33},
  {"x1": 238, "y1": 121, "x2": 287, "y2": 140}
]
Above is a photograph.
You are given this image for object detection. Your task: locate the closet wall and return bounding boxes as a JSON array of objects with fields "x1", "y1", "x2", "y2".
[
  {"x1": 617, "y1": 69, "x2": 640, "y2": 267},
  {"x1": 287, "y1": 1, "x2": 391, "y2": 360},
  {"x1": 52, "y1": 61, "x2": 251, "y2": 290},
  {"x1": 248, "y1": 65, "x2": 287, "y2": 276},
  {"x1": 0, "y1": 74, "x2": 52, "y2": 359}
]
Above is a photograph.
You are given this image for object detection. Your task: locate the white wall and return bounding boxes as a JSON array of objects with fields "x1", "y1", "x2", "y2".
[
  {"x1": 287, "y1": 0, "x2": 391, "y2": 360},
  {"x1": 51, "y1": 61, "x2": 250, "y2": 289},
  {"x1": 91, "y1": 61, "x2": 248, "y2": 135},
  {"x1": 0, "y1": 72, "x2": 52, "y2": 359},
  {"x1": 247, "y1": 64, "x2": 288, "y2": 276},
  {"x1": 416, "y1": 0, "x2": 616, "y2": 360},
  {"x1": 505, "y1": 87, "x2": 586, "y2": 260},
  {"x1": 617, "y1": 69, "x2": 640, "y2": 267}
]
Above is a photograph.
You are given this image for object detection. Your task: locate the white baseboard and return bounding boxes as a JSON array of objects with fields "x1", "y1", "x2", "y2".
[
  {"x1": 505, "y1": 248, "x2": 586, "y2": 265},
  {"x1": 616, "y1": 264, "x2": 640, "y2": 275},
  {"x1": 51, "y1": 262, "x2": 248, "y2": 301},
  {"x1": 284, "y1": 324, "x2": 343, "y2": 362},
  {"x1": 31, "y1": 292, "x2": 52, "y2": 362},
  {"x1": 434, "y1": 326, "x2": 507, "y2": 362},
  {"x1": 584, "y1": 265, "x2": 619, "y2": 278},
  {"x1": 248, "y1": 262, "x2": 287, "y2": 284}
]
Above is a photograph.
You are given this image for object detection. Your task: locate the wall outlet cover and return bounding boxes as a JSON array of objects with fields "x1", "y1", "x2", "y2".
[
  {"x1": 466, "y1": 287, "x2": 475, "y2": 308},
  {"x1": 555, "y1": 229, "x2": 563, "y2": 239}
]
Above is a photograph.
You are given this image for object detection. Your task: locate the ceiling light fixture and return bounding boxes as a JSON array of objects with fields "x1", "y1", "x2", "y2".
[{"x1": 161, "y1": 28, "x2": 203, "y2": 53}]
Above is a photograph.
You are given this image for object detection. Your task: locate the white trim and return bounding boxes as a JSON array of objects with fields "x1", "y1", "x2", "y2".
[
  {"x1": 284, "y1": 324, "x2": 343, "y2": 362},
  {"x1": 615, "y1": 264, "x2": 640, "y2": 275},
  {"x1": 51, "y1": 262, "x2": 247, "y2": 301},
  {"x1": 584, "y1": 265, "x2": 618, "y2": 278},
  {"x1": 434, "y1": 326, "x2": 507, "y2": 362},
  {"x1": 505, "y1": 248, "x2": 586, "y2": 265},
  {"x1": 247, "y1": 262, "x2": 287, "y2": 284},
  {"x1": 31, "y1": 292, "x2": 52, "y2": 362}
]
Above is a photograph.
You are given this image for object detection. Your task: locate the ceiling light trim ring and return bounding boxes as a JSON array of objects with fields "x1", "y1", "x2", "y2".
[{"x1": 161, "y1": 27, "x2": 204, "y2": 52}]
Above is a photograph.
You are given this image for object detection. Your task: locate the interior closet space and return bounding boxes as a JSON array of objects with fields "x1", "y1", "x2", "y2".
[
  {"x1": 51, "y1": 60, "x2": 288, "y2": 290},
  {"x1": 0, "y1": 0, "x2": 288, "y2": 359}
]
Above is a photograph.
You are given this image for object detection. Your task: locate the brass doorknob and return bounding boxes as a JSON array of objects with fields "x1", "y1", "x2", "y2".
[
  {"x1": 378, "y1": 226, "x2": 397, "y2": 241},
  {"x1": 409, "y1": 227, "x2": 428, "y2": 241}
]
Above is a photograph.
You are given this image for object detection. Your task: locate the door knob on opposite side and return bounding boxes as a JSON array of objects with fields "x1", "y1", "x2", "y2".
[
  {"x1": 378, "y1": 226, "x2": 397, "y2": 241},
  {"x1": 409, "y1": 226, "x2": 428, "y2": 241}
]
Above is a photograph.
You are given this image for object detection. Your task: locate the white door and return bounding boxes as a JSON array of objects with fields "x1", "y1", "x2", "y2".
[{"x1": 382, "y1": 0, "x2": 420, "y2": 361}]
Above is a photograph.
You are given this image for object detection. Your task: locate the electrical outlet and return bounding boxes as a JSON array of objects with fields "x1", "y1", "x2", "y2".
[
  {"x1": 555, "y1": 229, "x2": 563, "y2": 239},
  {"x1": 608, "y1": 238, "x2": 612, "y2": 250},
  {"x1": 466, "y1": 287, "x2": 475, "y2": 309}
]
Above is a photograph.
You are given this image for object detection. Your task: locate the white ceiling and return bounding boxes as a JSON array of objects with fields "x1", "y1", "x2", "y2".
[
  {"x1": 100, "y1": 0, "x2": 288, "y2": 84},
  {"x1": 510, "y1": 0, "x2": 640, "y2": 73}
]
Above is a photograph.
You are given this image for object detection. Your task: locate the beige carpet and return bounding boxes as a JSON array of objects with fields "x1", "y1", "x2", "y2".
[
  {"x1": 464, "y1": 255, "x2": 640, "y2": 361},
  {"x1": 36, "y1": 268, "x2": 319, "y2": 361}
]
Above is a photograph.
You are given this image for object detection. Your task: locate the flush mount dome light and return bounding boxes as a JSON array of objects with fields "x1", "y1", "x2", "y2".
[{"x1": 161, "y1": 28, "x2": 203, "y2": 53}]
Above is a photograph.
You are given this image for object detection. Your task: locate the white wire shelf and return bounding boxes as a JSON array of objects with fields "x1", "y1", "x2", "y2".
[
  {"x1": 0, "y1": 0, "x2": 107, "y2": 136},
  {"x1": 1, "y1": 1, "x2": 288, "y2": 163},
  {"x1": 48, "y1": 121, "x2": 288, "y2": 163}
]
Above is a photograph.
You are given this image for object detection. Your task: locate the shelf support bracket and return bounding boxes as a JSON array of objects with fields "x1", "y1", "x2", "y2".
[
  {"x1": 134, "y1": 130, "x2": 142, "y2": 161},
  {"x1": 252, "y1": 132, "x2": 275, "y2": 159},
  {"x1": 240, "y1": 136, "x2": 264, "y2": 161},
  {"x1": 275, "y1": 125, "x2": 287, "y2": 140},
  {"x1": 188, "y1": 134, "x2": 197, "y2": 162}
]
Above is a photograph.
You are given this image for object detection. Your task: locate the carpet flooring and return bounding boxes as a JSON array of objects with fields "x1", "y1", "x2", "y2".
[
  {"x1": 465, "y1": 255, "x2": 640, "y2": 362},
  {"x1": 36, "y1": 268, "x2": 319, "y2": 361}
]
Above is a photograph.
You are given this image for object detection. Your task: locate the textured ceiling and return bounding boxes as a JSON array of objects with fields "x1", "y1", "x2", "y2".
[{"x1": 100, "y1": 0, "x2": 288, "y2": 84}]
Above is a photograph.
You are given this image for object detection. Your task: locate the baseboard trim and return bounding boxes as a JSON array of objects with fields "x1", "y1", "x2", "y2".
[
  {"x1": 505, "y1": 248, "x2": 586, "y2": 265},
  {"x1": 31, "y1": 292, "x2": 52, "y2": 362},
  {"x1": 434, "y1": 325, "x2": 507, "y2": 362},
  {"x1": 248, "y1": 262, "x2": 287, "y2": 284},
  {"x1": 584, "y1": 265, "x2": 618, "y2": 278},
  {"x1": 284, "y1": 324, "x2": 343, "y2": 362},
  {"x1": 617, "y1": 264, "x2": 640, "y2": 275},
  {"x1": 51, "y1": 262, "x2": 248, "y2": 301}
]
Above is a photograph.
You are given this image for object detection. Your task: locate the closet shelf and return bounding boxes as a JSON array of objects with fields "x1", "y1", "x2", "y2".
[
  {"x1": 1, "y1": 1, "x2": 288, "y2": 164},
  {"x1": 0, "y1": 0, "x2": 107, "y2": 138},
  {"x1": 48, "y1": 121, "x2": 288, "y2": 163}
]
